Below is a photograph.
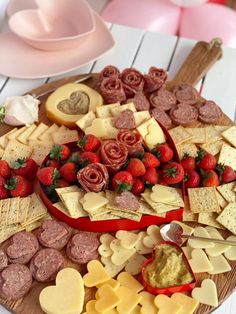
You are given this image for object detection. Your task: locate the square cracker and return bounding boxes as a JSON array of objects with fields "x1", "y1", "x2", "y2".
[
  {"x1": 60, "y1": 191, "x2": 87, "y2": 218},
  {"x1": 188, "y1": 187, "x2": 220, "y2": 213},
  {"x1": 216, "y1": 203, "x2": 236, "y2": 235},
  {"x1": 217, "y1": 182, "x2": 236, "y2": 203},
  {"x1": 205, "y1": 125, "x2": 223, "y2": 144},
  {"x1": 0, "y1": 199, "x2": 10, "y2": 227},
  {"x1": 30, "y1": 142, "x2": 53, "y2": 165},
  {"x1": 110, "y1": 209, "x2": 142, "y2": 221},
  {"x1": 2, "y1": 140, "x2": 32, "y2": 167},
  {"x1": 169, "y1": 126, "x2": 192, "y2": 145},
  {"x1": 17, "y1": 124, "x2": 37, "y2": 144},
  {"x1": 18, "y1": 196, "x2": 30, "y2": 223},
  {"x1": 177, "y1": 143, "x2": 198, "y2": 159},
  {"x1": 200, "y1": 140, "x2": 224, "y2": 156},
  {"x1": 0, "y1": 224, "x2": 23, "y2": 244},
  {"x1": 28, "y1": 123, "x2": 49, "y2": 141},
  {"x1": 25, "y1": 193, "x2": 47, "y2": 223},
  {"x1": 215, "y1": 189, "x2": 228, "y2": 209},
  {"x1": 141, "y1": 192, "x2": 178, "y2": 213},
  {"x1": 222, "y1": 126, "x2": 236, "y2": 148},
  {"x1": 137, "y1": 201, "x2": 166, "y2": 217},
  {"x1": 185, "y1": 127, "x2": 206, "y2": 143},
  {"x1": 7, "y1": 126, "x2": 26, "y2": 140},
  {"x1": 7, "y1": 197, "x2": 20, "y2": 225},
  {"x1": 198, "y1": 212, "x2": 225, "y2": 229},
  {"x1": 218, "y1": 144, "x2": 236, "y2": 171},
  {"x1": 0, "y1": 128, "x2": 17, "y2": 149},
  {"x1": 52, "y1": 130, "x2": 79, "y2": 144},
  {"x1": 56, "y1": 185, "x2": 79, "y2": 197}
]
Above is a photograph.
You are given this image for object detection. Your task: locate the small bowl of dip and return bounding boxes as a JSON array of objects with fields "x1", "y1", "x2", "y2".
[{"x1": 141, "y1": 241, "x2": 196, "y2": 295}]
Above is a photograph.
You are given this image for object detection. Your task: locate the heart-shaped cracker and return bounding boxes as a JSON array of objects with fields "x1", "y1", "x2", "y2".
[
  {"x1": 101, "y1": 256, "x2": 127, "y2": 278},
  {"x1": 83, "y1": 260, "x2": 110, "y2": 287},
  {"x1": 143, "y1": 225, "x2": 162, "y2": 249},
  {"x1": 224, "y1": 235, "x2": 236, "y2": 260},
  {"x1": 39, "y1": 268, "x2": 84, "y2": 314},
  {"x1": 192, "y1": 279, "x2": 218, "y2": 307},
  {"x1": 110, "y1": 239, "x2": 136, "y2": 266},
  {"x1": 154, "y1": 295, "x2": 182, "y2": 314},
  {"x1": 189, "y1": 249, "x2": 213, "y2": 273},
  {"x1": 139, "y1": 291, "x2": 157, "y2": 314},
  {"x1": 82, "y1": 192, "x2": 108, "y2": 213},
  {"x1": 98, "y1": 234, "x2": 115, "y2": 257},
  {"x1": 114, "y1": 109, "x2": 136, "y2": 129},
  {"x1": 116, "y1": 230, "x2": 140, "y2": 249},
  {"x1": 116, "y1": 286, "x2": 142, "y2": 314},
  {"x1": 95, "y1": 284, "x2": 121, "y2": 312},
  {"x1": 135, "y1": 231, "x2": 153, "y2": 255}
]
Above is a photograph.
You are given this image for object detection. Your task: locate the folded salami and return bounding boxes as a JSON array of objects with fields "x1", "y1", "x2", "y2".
[
  {"x1": 77, "y1": 163, "x2": 109, "y2": 192},
  {"x1": 170, "y1": 103, "x2": 198, "y2": 126},
  {"x1": 116, "y1": 130, "x2": 144, "y2": 157},
  {"x1": 100, "y1": 78, "x2": 126, "y2": 103},
  {"x1": 100, "y1": 140, "x2": 128, "y2": 172},
  {"x1": 99, "y1": 65, "x2": 120, "y2": 81},
  {"x1": 144, "y1": 67, "x2": 168, "y2": 93},
  {"x1": 198, "y1": 100, "x2": 223, "y2": 124},
  {"x1": 126, "y1": 91, "x2": 150, "y2": 111},
  {"x1": 150, "y1": 88, "x2": 176, "y2": 111},
  {"x1": 151, "y1": 107, "x2": 172, "y2": 130},
  {"x1": 173, "y1": 83, "x2": 198, "y2": 105},
  {"x1": 121, "y1": 68, "x2": 144, "y2": 97}
]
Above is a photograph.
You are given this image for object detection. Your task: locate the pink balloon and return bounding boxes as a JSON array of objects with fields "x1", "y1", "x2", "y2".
[
  {"x1": 180, "y1": 3, "x2": 236, "y2": 48},
  {"x1": 101, "y1": 0, "x2": 181, "y2": 35}
]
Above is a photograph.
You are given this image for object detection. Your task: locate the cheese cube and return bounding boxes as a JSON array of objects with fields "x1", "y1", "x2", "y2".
[
  {"x1": 96, "y1": 103, "x2": 120, "y2": 118},
  {"x1": 110, "y1": 103, "x2": 136, "y2": 117},
  {"x1": 76, "y1": 111, "x2": 96, "y2": 131}
]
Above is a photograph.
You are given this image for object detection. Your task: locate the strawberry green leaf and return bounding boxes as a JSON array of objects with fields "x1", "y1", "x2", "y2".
[
  {"x1": 50, "y1": 144, "x2": 62, "y2": 160},
  {"x1": 13, "y1": 158, "x2": 27, "y2": 169}
]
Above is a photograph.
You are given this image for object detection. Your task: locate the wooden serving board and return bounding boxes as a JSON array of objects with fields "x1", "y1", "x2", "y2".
[{"x1": 0, "y1": 39, "x2": 235, "y2": 314}]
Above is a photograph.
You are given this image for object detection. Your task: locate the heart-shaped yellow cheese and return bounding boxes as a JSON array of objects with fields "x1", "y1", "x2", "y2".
[
  {"x1": 83, "y1": 260, "x2": 110, "y2": 287},
  {"x1": 154, "y1": 295, "x2": 182, "y2": 314},
  {"x1": 95, "y1": 284, "x2": 121, "y2": 312},
  {"x1": 139, "y1": 291, "x2": 157, "y2": 314},
  {"x1": 39, "y1": 268, "x2": 84, "y2": 314},
  {"x1": 82, "y1": 192, "x2": 108, "y2": 213},
  {"x1": 189, "y1": 249, "x2": 213, "y2": 273},
  {"x1": 192, "y1": 279, "x2": 218, "y2": 307}
]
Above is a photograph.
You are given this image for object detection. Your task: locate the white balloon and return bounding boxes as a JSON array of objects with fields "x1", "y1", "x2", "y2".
[{"x1": 169, "y1": 0, "x2": 207, "y2": 7}]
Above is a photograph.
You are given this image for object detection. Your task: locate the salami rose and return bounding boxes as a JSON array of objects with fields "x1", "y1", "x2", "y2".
[
  {"x1": 198, "y1": 100, "x2": 223, "y2": 124},
  {"x1": 150, "y1": 88, "x2": 176, "y2": 111},
  {"x1": 99, "y1": 65, "x2": 120, "y2": 81},
  {"x1": 173, "y1": 83, "x2": 198, "y2": 105},
  {"x1": 117, "y1": 130, "x2": 144, "y2": 157},
  {"x1": 144, "y1": 67, "x2": 168, "y2": 93},
  {"x1": 100, "y1": 78, "x2": 126, "y2": 104},
  {"x1": 77, "y1": 163, "x2": 109, "y2": 192},
  {"x1": 120, "y1": 68, "x2": 144, "y2": 97},
  {"x1": 126, "y1": 91, "x2": 150, "y2": 111},
  {"x1": 100, "y1": 140, "x2": 128, "y2": 173},
  {"x1": 170, "y1": 103, "x2": 198, "y2": 126}
]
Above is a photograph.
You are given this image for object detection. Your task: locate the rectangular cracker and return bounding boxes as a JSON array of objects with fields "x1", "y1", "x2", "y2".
[
  {"x1": 51, "y1": 130, "x2": 79, "y2": 144},
  {"x1": 18, "y1": 196, "x2": 30, "y2": 223},
  {"x1": 137, "y1": 201, "x2": 166, "y2": 217},
  {"x1": 0, "y1": 199, "x2": 10, "y2": 227},
  {"x1": 177, "y1": 143, "x2": 198, "y2": 159},
  {"x1": 60, "y1": 191, "x2": 87, "y2": 218},
  {"x1": 25, "y1": 193, "x2": 47, "y2": 223},
  {"x1": 90, "y1": 213, "x2": 120, "y2": 221},
  {"x1": 205, "y1": 125, "x2": 223, "y2": 144},
  {"x1": 200, "y1": 140, "x2": 224, "y2": 156},
  {"x1": 0, "y1": 224, "x2": 23, "y2": 244},
  {"x1": 56, "y1": 185, "x2": 79, "y2": 197},
  {"x1": 185, "y1": 127, "x2": 206, "y2": 143},
  {"x1": 218, "y1": 144, "x2": 236, "y2": 170},
  {"x1": 17, "y1": 124, "x2": 37, "y2": 144},
  {"x1": 222, "y1": 126, "x2": 236, "y2": 148},
  {"x1": 169, "y1": 126, "x2": 192, "y2": 145},
  {"x1": 2, "y1": 140, "x2": 32, "y2": 167},
  {"x1": 7, "y1": 126, "x2": 26, "y2": 140},
  {"x1": 30, "y1": 142, "x2": 53, "y2": 165},
  {"x1": 0, "y1": 128, "x2": 17, "y2": 148},
  {"x1": 53, "y1": 202, "x2": 71, "y2": 217},
  {"x1": 216, "y1": 203, "x2": 236, "y2": 235},
  {"x1": 216, "y1": 182, "x2": 236, "y2": 203},
  {"x1": 188, "y1": 187, "x2": 220, "y2": 213},
  {"x1": 38, "y1": 123, "x2": 59, "y2": 141},
  {"x1": 28, "y1": 123, "x2": 49, "y2": 141},
  {"x1": 198, "y1": 212, "x2": 225, "y2": 229},
  {"x1": 7, "y1": 197, "x2": 20, "y2": 225},
  {"x1": 110, "y1": 209, "x2": 142, "y2": 221},
  {"x1": 215, "y1": 189, "x2": 228, "y2": 209}
]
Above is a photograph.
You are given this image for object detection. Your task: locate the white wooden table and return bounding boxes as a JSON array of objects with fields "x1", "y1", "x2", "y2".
[{"x1": 1, "y1": 16, "x2": 236, "y2": 314}]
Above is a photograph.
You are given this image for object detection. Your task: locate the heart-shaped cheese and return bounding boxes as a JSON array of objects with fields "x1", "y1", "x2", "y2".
[
  {"x1": 82, "y1": 192, "x2": 108, "y2": 213},
  {"x1": 83, "y1": 260, "x2": 110, "y2": 287},
  {"x1": 224, "y1": 235, "x2": 236, "y2": 260},
  {"x1": 205, "y1": 227, "x2": 230, "y2": 256},
  {"x1": 116, "y1": 286, "x2": 142, "y2": 314},
  {"x1": 150, "y1": 185, "x2": 174, "y2": 203},
  {"x1": 39, "y1": 268, "x2": 84, "y2": 314},
  {"x1": 143, "y1": 225, "x2": 162, "y2": 249},
  {"x1": 95, "y1": 284, "x2": 121, "y2": 312},
  {"x1": 189, "y1": 249, "x2": 213, "y2": 273},
  {"x1": 188, "y1": 227, "x2": 214, "y2": 249},
  {"x1": 98, "y1": 234, "x2": 115, "y2": 257},
  {"x1": 192, "y1": 279, "x2": 218, "y2": 307},
  {"x1": 117, "y1": 272, "x2": 143, "y2": 294},
  {"x1": 171, "y1": 293, "x2": 199, "y2": 314},
  {"x1": 85, "y1": 300, "x2": 118, "y2": 314},
  {"x1": 139, "y1": 291, "x2": 157, "y2": 314},
  {"x1": 154, "y1": 295, "x2": 182, "y2": 314},
  {"x1": 115, "y1": 230, "x2": 140, "y2": 249},
  {"x1": 110, "y1": 239, "x2": 136, "y2": 266}
]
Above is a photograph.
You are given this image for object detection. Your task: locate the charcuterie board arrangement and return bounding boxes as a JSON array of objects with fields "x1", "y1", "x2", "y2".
[{"x1": 0, "y1": 40, "x2": 236, "y2": 314}]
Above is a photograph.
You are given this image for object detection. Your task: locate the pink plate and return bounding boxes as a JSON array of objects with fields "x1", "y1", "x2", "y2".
[
  {"x1": 0, "y1": 12, "x2": 115, "y2": 78},
  {"x1": 7, "y1": 0, "x2": 37, "y2": 17}
]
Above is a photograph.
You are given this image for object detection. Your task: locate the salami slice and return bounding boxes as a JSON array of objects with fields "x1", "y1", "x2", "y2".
[
  {"x1": 150, "y1": 88, "x2": 176, "y2": 111},
  {"x1": 126, "y1": 91, "x2": 150, "y2": 111},
  {"x1": 114, "y1": 109, "x2": 136, "y2": 129},
  {"x1": 117, "y1": 130, "x2": 144, "y2": 157},
  {"x1": 37, "y1": 220, "x2": 72, "y2": 250},
  {"x1": 100, "y1": 140, "x2": 128, "y2": 173},
  {"x1": 77, "y1": 163, "x2": 109, "y2": 192},
  {"x1": 120, "y1": 68, "x2": 144, "y2": 97},
  {"x1": 198, "y1": 100, "x2": 223, "y2": 124},
  {"x1": 6, "y1": 231, "x2": 39, "y2": 264},
  {"x1": 66, "y1": 232, "x2": 99, "y2": 264},
  {"x1": 173, "y1": 83, "x2": 198, "y2": 105},
  {"x1": 0, "y1": 264, "x2": 32, "y2": 300},
  {"x1": 144, "y1": 67, "x2": 168, "y2": 93},
  {"x1": 0, "y1": 251, "x2": 8, "y2": 272},
  {"x1": 30, "y1": 248, "x2": 64, "y2": 282},
  {"x1": 151, "y1": 108, "x2": 172, "y2": 130},
  {"x1": 99, "y1": 65, "x2": 120, "y2": 81},
  {"x1": 100, "y1": 78, "x2": 126, "y2": 104},
  {"x1": 114, "y1": 192, "x2": 140, "y2": 211},
  {"x1": 170, "y1": 103, "x2": 198, "y2": 126}
]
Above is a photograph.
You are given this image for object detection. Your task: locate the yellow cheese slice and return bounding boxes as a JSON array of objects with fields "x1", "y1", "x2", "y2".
[
  {"x1": 192, "y1": 279, "x2": 218, "y2": 307},
  {"x1": 224, "y1": 235, "x2": 236, "y2": 260},
  {"x1": 83, "y1": 260, "x2": 111, "y2": 288},
  {"x1": 133, "y1": 111, "x2": 151, "y2": 127},
  {"x1": 117, "y1": 272, "x2": 143, "y2": 294},
  {"x1": 110, "y1": 239, "x2": 136, "y2": 266},
  {"x1": 182, "y1": 246, "x2": 193, "y2": 260},
  {"x1": 17, "y1": 124, "x2": 37, "y2": 144},
  {"x1": 110, "y1": 102, "x2": 136, "y2": 117},
  {"x1": 60, "y1": 191, "x2": 87, "y2": 218},
  {"x1": 187, "y1": 227, "x2": 214, "y2": 249},
  {"x1": 95, "y1": 284, "x2": 121, "y2": 312},
  {"x1": 97, "y1": 278, "x2": 120, "y2": 290},
  {"x1": 150, "y1": 185, "x2": 184, "y2": 207},
  {"x1": 28, "y1": 123, "x2": 49, "y2": 141},
  {"x1": 205, "y1": 226, "x2": 230, "y2": 256},
  {"x1": 208, "y1": 254, "x2": 231, "y2": 274},
  {"x1": 82, "y1": 192, "x2": 108, "y2": 213},
  {"x1": 85, "y1": 117, "x2": 118, "y2": 139},
  {"x1": 116, "y1": 286, "x2": 142, "y2": 314},
  {"x1": 85, "y1": 300, "x2": 118, "y2": 314},
  {"x1": 96, "y1": 103, "x2": 120, "y2": 118},
  {"x1": 76, "y1": 111, "x2": 96, "y2": 131},
  {"x1": 139, "y1": 291, "x2": 157, "y2": 314},
  {"x1": 115, "y1": 230, "x2": 140, "y2": 249},
  {"x1": 171, "y1": 293, "x2": 199, "y2": 314},
  {"x1": 189, "y1": 249, "x2": 213, "y2": 273},
  {"x1": 154, "y1": 295, "x2": 182, "y2": 314}
]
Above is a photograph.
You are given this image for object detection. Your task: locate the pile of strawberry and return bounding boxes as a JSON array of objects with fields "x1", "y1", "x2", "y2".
[
  {"x1": 37, "y1": 134, "x2": 185, "y2": 201},
  {"x1": 0, "y1": 158, "x2": 38, "y2": 199},
  {"x1": 181, "y1": 150, "x2": 236, "y2": 188}
]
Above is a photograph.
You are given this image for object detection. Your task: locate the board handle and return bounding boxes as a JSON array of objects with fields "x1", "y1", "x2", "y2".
[{"x1": 167, "y1": 38, "x2": 223, "y2": 89}]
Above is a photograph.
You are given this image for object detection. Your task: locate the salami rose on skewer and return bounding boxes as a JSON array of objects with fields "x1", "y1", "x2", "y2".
[
  {"x1": 100, "y1": 78, "x2": 126, "y2": 103},
  {"x1": 121, "y1": 68, "x2": 144, "y2": 97},
  {"x1": 99, "y1": 65, "x2": 120, "y2": 81},
  {"x1": 144, "y1": 67, "x2": 168, "y2": 93},
  {"x1": 117, "y1": 130, "x2": 144, "y2": 157}
]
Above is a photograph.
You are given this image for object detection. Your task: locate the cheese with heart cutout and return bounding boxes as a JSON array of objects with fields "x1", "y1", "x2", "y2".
[
  {"x1": 84, "y1": 117, "x2": 118, "y2": 139},
  {"x1": 192, "y1": 279, "x2": 218, "y2": 307},
  {"x1": 39, "y1": 268, "x2": 84, "y2": 314}
]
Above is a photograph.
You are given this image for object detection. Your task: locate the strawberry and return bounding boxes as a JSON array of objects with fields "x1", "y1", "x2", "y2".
[
  {"x1": 162, "y1": 162, "x2": 184, "y2": 185},
  {"x1": 196, "y1": 149, "x2": 216, "y2": 171},
  {"x1": 46, "y1": 159, "x2": 61, "y2": 169},
  {"x1": 45, "y1": 179, "x2": 70, "y2": 196},
  {"x1": 181, "y1": 153, "x2": 196, "y2": 171},
  {"x1": 37, "y1": 167, "x2": 60, "y2": 186},
  {"x1": 80, "y1": 151, "x2": 100, "y2": 164},
  {"x1": 0, "y1": 160, "x2": 11, "y2": 179},
  {"x1": 59, "y1": 162, "x2": 77, "y2": 182},
  {"x1": 141, "y1": 152, "x2": 160, "y2": 168},
  {"x1": 216, "y1": 164, "x2": 236, "y2": 184},
  {"x1": 0, "y1": 186, "x2": 9, "y2": 199},
  {"x1": 0, "y1": 176, "x2": 6, "y2": 187},
  {"x1": 6, "y1": 175, "x2": 33, "y2": 197},
  {"x1": 126, "y1": 158, "x2": 146, "y2": 177},
  {"x1": 12, "y1": 158, "x2": 38, "y2": 181},
  {"x1": 154, "y1": 143, "x2": 173, "y2": 163},
  {"x1": 56, "y1": 179, "x2": 70, "y2": 188},
  {"x1": 50, "y1": 144, "x2": 71, "y2": 161},
  {"x1": 201, "y1": 170, "x2": 220, "y2": 187},
  {"x1": 112, "y1": 171, "x2": 134, "y2": 192},
  {"x1": 184, "y1": 170, "x2": 200, "y2": 188},
  {"x1": 132, "y1": 178, "x2": 145, "y2": 195},
  {"x1": 141, "y1": 167, "x2": 158, "y2": 186},
  {"x1": 78, "y1": 134, "x2": 101, "y2": 152}
]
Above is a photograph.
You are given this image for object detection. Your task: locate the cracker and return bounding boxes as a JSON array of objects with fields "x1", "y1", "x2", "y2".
[
  {"x1": 222, "y1": 126, "x2": 236, "y2": 148},
  {"x1": 18, "y1": 196, "x2": 30, "y2": 223},
  {"x1": 52, "y1": 130, "x2": 79, "y2": 144},
  {"x1": 38, "y1": 123, "x2": 59, "y2": 141},
  {"x1": 205, "y1": 125, "x2": 222, "y2": 144},
  {"x1": 218, "y1": 144, "x2": 236, "y2": 171},
  {"x1": 198, "y1": 212, "x2": 225, "y2": 229},
  {"x1": 215, "y1": 189, "x2": 228, "y2": 209},
  {"x1": 56, "y1": 185, "x2": 79, "y2": 196},
  {"x1": 0, "y1": 128, "x2": 17, "y2": 148},
  {"x1": 214, "y1": 125, "x2": 230, "y2": 133},
  {"x1": 183, "y1": 210, "x2": 198, "y2": 222},
  {"x1": 137, "y1": 201, "x2": 166, "y2": 217},
  {"x1": 7, "y1": 126, "x2": 26, "y2": 140},
  {"x1": 24, "y1": 193, "x2": 47, "y2": 223},
  {"x1": 28, "y1": 123, "x2": 49, "y2": 141},
  {"x1": 53, "y1": 201, "x2": 70, "y2": 216},
  {"x1": 188, "y1": 187, "x2": 220, "y2": 213},
  {"x1": 7, "y1": 197, "x2": 20, "y2": 225},
  {"x1": 17, "y1": 124, "x2": 37, "y2": 144},
  {"x1": 2, "y1": 140, "x2": 32, "y2": 166},
  {"x1": 216, "y1": 182, "x2": 236, "y2": 203},
  {"x1": 60, "y1": 191, "x2": 87, "y2": 218},
  {"x1": 0, "y1": 224, "x2": 23, "y2": 244},
  {"x1": 216, "y1": 203, "x2": 236, "y2": 235},
  {"x1": 110, "y1": 210, "x2": 142, "y2": 222},
  {"x1": 200, "y1": 140, "x2": 224, "y2": 156},
  {"x1": 76, "y1": 111, "x2": 96, "y2": 131},
  {"x1": 141, "y1": 192, "x2": 178, "y2": 213},
  {"x1": 0, "y1": 199, "x2": 10, "y2": 227},
  {"x1": 186, "y1": 128, "x2": 206, "y2": 143},
  {"x1": 30, "y1": 141, "x2": 53, "y2": 165},
  {"x1": 0, "y1": 147, "x2": 4, "y2": 158},
  {"x1": 169, "y1": 126, "x2": 192, "y2": 145},
  {"x1": 90, "y1": 213, "x2": 120, "y2": 221},
  {"x1": 177, "y1": 143, "x2": 198, "y2": 159}
]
